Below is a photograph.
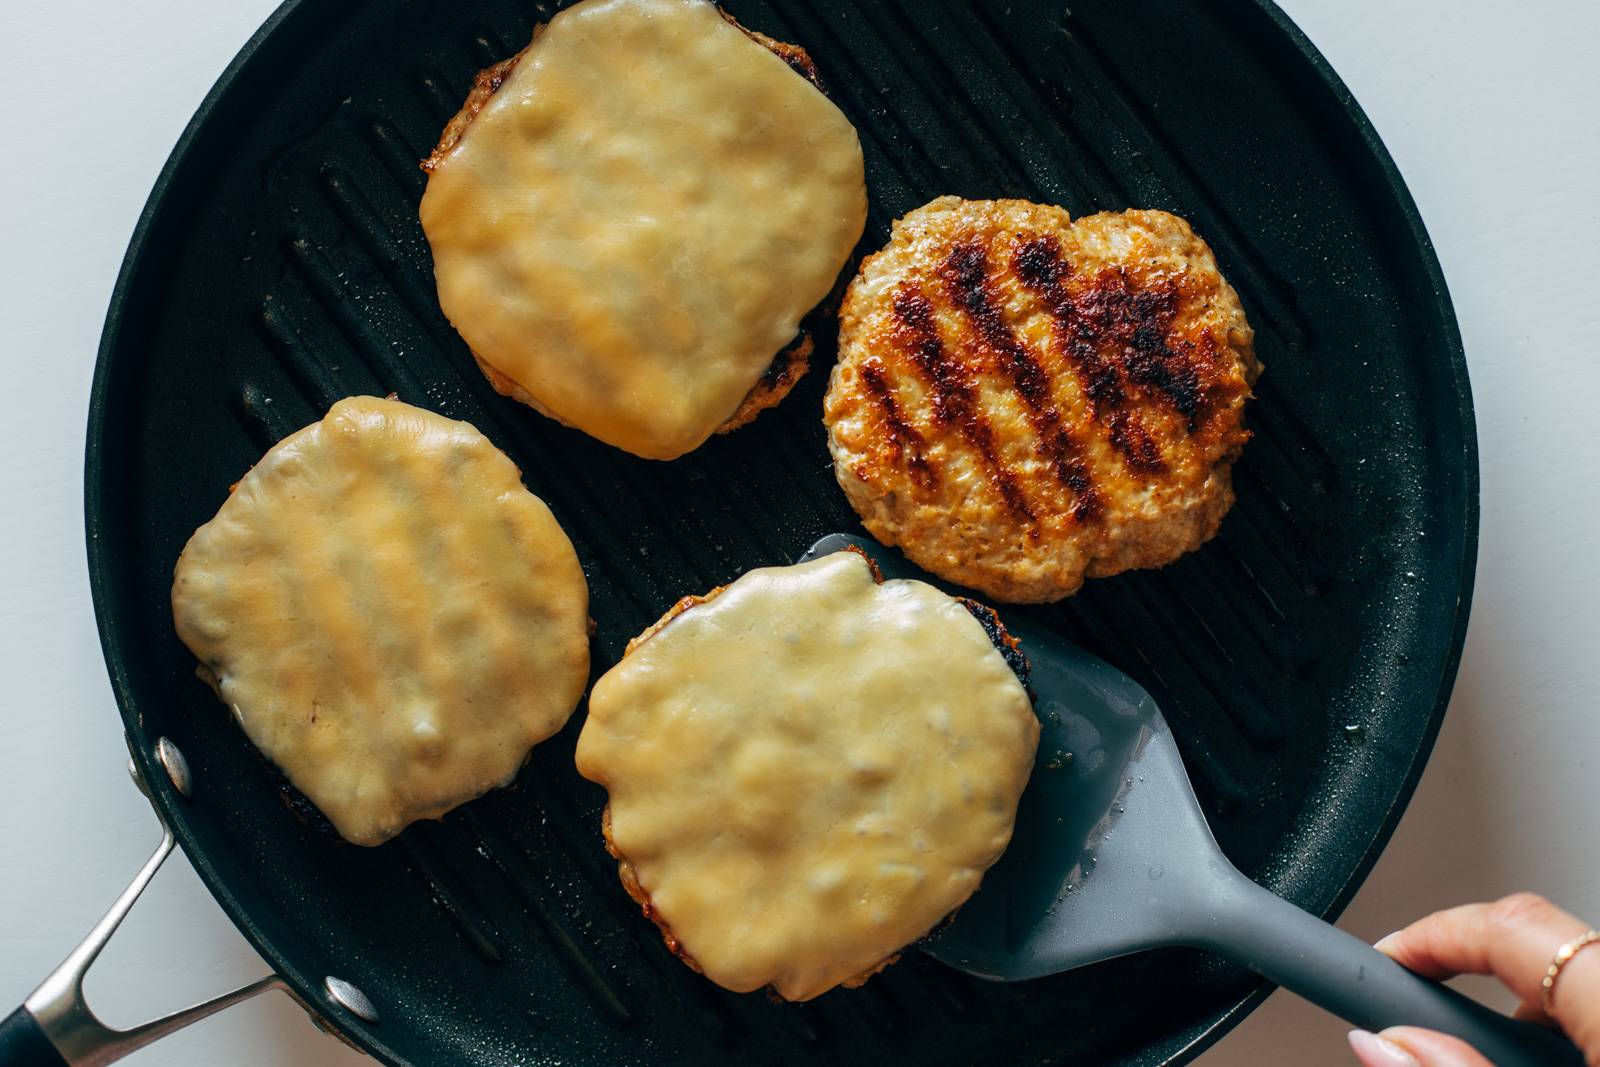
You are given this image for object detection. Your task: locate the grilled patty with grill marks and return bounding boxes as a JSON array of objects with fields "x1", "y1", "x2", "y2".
[{"x1": 825, "y1": 197, "x2": 1260, "y2": 603}]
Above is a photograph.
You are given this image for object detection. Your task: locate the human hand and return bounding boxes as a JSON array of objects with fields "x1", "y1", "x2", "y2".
[{"x1": 1345, "y1": 893, "x2": 1599, "y2": 1066}]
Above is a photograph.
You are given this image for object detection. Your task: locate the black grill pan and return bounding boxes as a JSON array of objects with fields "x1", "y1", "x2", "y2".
[{"x1": 82, "y1": 0, "x2": 1476, "y2": 1063}]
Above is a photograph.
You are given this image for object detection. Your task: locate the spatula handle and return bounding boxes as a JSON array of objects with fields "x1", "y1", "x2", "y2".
[{"x1": 1192, "y1": 865, "x2": 1583, "y2": 1067}]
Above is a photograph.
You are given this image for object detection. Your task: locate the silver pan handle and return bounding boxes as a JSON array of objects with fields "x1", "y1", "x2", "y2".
[{"x1": 0, "y1": 738, "x2": 326, "y2": 1067}]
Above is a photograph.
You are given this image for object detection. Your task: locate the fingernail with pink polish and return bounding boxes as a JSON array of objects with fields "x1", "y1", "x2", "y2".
[{"x1": 1348, "y1": 1029, "x2": 1418, "y2": 1066}]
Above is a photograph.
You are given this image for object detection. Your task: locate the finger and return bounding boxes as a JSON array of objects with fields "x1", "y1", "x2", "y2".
[
  {"x1": 1511, "y1": 1000, "x2": 1556, "y2": 1028},
  {"x1": 1381, "y1": 1026, "x2": 1496, "y2": 1067},
  {"x1": 1373, "y1": 893, "x2": 1588, "y2": 1005},
  {"x1": 1349, "y1": 1029, "x2": 1423, "y2": 1066}
]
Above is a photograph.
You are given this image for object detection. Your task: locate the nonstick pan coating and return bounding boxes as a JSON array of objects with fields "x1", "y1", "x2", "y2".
[{"x1": 85, "y1": 0, "x2": 1475, "y2": 1063}]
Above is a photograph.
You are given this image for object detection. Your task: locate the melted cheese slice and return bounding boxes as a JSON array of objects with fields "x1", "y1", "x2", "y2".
[
  {"x1": 576, "y1": 552, "x2": 1040, "y2": 1000},
  {"x1": 419, "y1": 0, "x2": 868, "y2": 460},
  {"x1": 171, "y1": 397, "x2": 590, "y2": 846}
]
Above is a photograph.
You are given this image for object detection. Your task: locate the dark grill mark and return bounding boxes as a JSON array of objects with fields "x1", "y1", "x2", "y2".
[
  {"x1": 1016, "y1": 234, "x2": 1206, "y2": 453},
  {"x1": 1109, "y1": 410, "x2": 1164, "y2": 473},
  {"x1": 1064, "y1": 457, "x2": 1102, "y2": 521},
  {"x1": 858, "y1": 361, "x2": 935, "y2": 491},
  {"x1": 942, "y1": 244, "x2": 1051, "y2": 405},
  {"x1": 1015, "y1": 237, "x2": 1139, "y2": 464},
  {"x1": 891, "y1": 288, "x2": 1036, "y2": 524},
  {"x1": 939, "y1": 243, "x2": 1100, "y2": 520},
  {"x1": 1111, "y1": 282, "x2": 1202, "y2": 424}
]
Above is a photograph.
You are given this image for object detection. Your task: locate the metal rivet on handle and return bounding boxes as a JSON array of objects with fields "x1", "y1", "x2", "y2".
[
  {"x1": 324, "y1": 976, "x2": 380, "y2": 1024},
  {"x1": 155, "y1": 737, "x2": 192, "y2": 798}
]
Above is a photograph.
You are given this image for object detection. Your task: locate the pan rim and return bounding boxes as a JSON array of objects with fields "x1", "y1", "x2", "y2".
[{"x1": 81, "y1": 0, "x2": 1478, "y2": 1063}]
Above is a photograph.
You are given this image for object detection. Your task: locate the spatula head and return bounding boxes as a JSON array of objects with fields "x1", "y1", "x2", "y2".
[{"x1": 799, "y1": 534, "x2": 1227, "y2": 982}]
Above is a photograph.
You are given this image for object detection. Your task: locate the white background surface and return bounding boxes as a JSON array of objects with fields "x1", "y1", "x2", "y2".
[{"x1": 2, "y1": 1, "x2": 1597, "y2": 1064}]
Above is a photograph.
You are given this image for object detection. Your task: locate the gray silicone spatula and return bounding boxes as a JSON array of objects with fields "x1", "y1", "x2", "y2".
[{"x1": 800, "y1": 534, "x2": 1581, "y2": 1066}]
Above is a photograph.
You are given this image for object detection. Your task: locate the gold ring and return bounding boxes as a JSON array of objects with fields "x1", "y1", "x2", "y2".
[{"x1": 1541, "y1": 928, "x2": 1600, "y2": 1016}]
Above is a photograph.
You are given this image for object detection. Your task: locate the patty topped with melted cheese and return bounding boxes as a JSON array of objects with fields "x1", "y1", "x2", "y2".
[
  {"x1": 420, "y1": 0, "x2": 868, "y2": 460},
  {"x1": 825, "y1": 197, "x2": 1260, "y2": 603},
  {"x1": 171, "y1": 397, "x2": 590, "y2": 846},
  {"x1": 575, "y1": 551, "x2": 1040, "y2": 1000}
]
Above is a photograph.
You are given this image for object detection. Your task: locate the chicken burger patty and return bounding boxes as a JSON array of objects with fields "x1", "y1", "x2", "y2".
[
  {"x1": 171, "y1": 397, "x2": 590, "y2": 846},
  {"x1": 574, "y1": 550, "x2": 1039, "y2": 1001},
  {"x1": 420, "y1": 0, "x2": 867, "y2": 460},
  {"x1": 824, "y1": 196, "x2": 1260, "y2": 603}
]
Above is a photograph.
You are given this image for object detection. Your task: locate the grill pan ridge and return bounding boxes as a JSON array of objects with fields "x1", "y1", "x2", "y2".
[{"x1": 84, "y1": 0, "x2": 1475, "y2": 1064}]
